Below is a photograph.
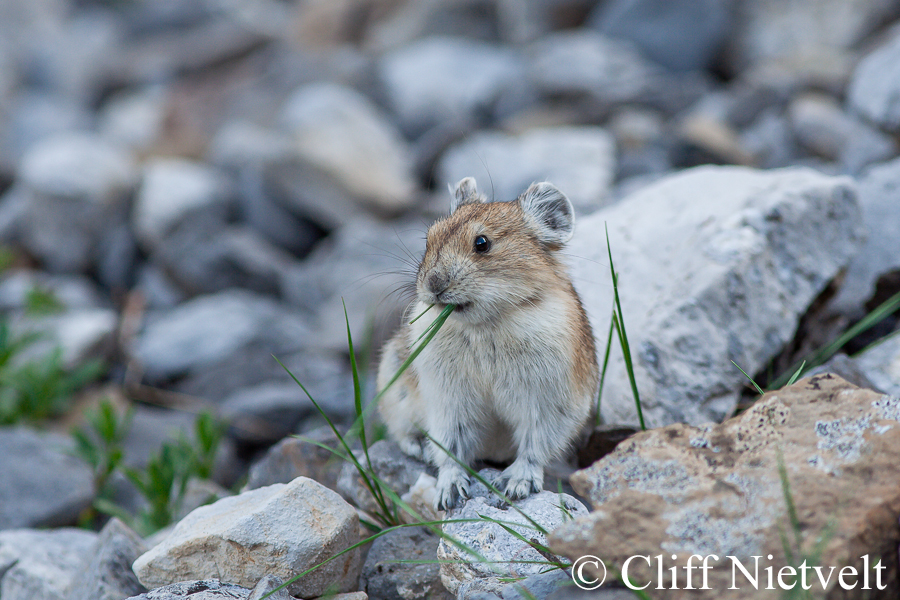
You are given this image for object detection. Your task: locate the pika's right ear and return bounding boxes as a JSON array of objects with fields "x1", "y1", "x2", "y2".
[{"x1": 448, "y1": 177, "x2": 487, "y2": 213}]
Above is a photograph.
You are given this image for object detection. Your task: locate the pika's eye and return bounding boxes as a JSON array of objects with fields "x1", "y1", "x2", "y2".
[{"x1": 474, "y1": 235, "x2": 491, "y2": 253}]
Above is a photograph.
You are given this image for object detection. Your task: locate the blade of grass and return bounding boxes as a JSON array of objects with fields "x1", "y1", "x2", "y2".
[
  {"x1": 606, "y1": 225, "x2": 645, "y2": 430},
  {"x1": 732, "y1": 360, "x2": 765, "y2": 396},
  {"x1": 596, "y1": 306, "x2": 616, "y2": 425},
  {"x1": 785, "y1": 360, "x2": 806, "y2": 386},
  {"x1": 408, "y1": 303, "x2": 435, "y2": 325}
]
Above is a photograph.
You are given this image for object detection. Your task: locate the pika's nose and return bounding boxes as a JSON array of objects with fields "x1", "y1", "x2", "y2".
[{"x1": 426, "y1": 272, "x2": 449, "y2": 296}]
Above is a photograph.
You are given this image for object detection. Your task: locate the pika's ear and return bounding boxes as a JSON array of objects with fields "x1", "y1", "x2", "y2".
[
  {"x1": 448, "y1": 177, "x2": 486, "y2": 213},
  {"x1": 518, "y1": 182, "x2": 575, "y2": 246}
]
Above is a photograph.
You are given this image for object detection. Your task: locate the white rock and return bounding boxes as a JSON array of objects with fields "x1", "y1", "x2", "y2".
[
  {"x1": 13, "y1": 308, "x2": 117, "y2": 368},
  {"x1": 439, "y1": 126, "x2": 616, "y2": 214},
  {"x1": 379, "y1": 36, "x2": 524, "y2": 135},
  {"x1": 856, "y1": 334, "x2": 900, "y2": 398},
  {"x1": 567, "y1": 166, "x2": 863, "y2": 426},
  {"x1": 133, "y1": 477, "x2": 361, "y2": 598},
  {"x1": 134, "y1": 158, "x2": 229, "y2": 249},
  {"x1": 437, "y1": 470, "x2": 588, "y2": 595},
  {"x1": 0, "y1": 528, "x2": 97, "y2": 600},
  {"x1": 281, "y1": 83, "x2": 417, "y2": 213}
]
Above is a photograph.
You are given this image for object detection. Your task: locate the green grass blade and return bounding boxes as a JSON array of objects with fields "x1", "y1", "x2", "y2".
[
  {"x1": 606, "y1": 225, "x2": 645, "y2": 430},
  {"x1": 596, "y1": 307, "x2": 616, "y2": 425},
  {"x1": 342, "y1": 300, "x2": 374, "y2": 475},
  {"x1": 408, "y1": 303, "x2": 435, "y2": 324},
  {"x1": 785, "y1": 360, "x2": 807, "y2": 386},
  {"x1": 732, "y1": 360, "x2": 765, "y2": 396}
]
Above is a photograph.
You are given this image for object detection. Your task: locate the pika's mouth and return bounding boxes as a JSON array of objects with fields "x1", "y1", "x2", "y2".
[{"x1": 437, "y1": 301, "x2": 471, "y2": 313}]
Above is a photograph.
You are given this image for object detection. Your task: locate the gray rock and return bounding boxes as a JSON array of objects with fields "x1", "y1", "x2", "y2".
[
  {"x1": 829, "y1": 156, "x2": 900, "y2": 317},
  {"x1": 247, "y1": 575, "x2": 290, "y2": 600},
  {"x1": 16, "y1": 133, "x2": 136, "y2": 273},
  {"x1": 727, "y1": 0, "x2": 899, "y2": 71},
  {"x1": 438, "y1": 127, "x2": 616, "y2": 214},
  {"x1": 245, "y1": 426, "x2": 343, "y2": 492},
  {"x1": 849, "y1": 30, "x2": 900, "y2": 133},
  {"x1": 98, "y1": 86, "x2": 168, "y2": 152},
  {"x1": 208, "y1": 121, "x2": 322, "y2": 255},
  {"x1": 379, "y1": 36, "x2": 524, "y2": 137},
  {"x1": 788, "y1": 93, "x2": 896, "y2": 174},
  {"x1": 222, "y1": 382, "x2": 320, "y2": 445},
  {"x1": 338, "y1": 440, "x2": 429, "y2": 515},
  {"x1": 459, "y1": 568, "x2": 633, "y2": 599},
  {"x1": 438, "y1": 470, "x2": 588, "y2": 596},
  {"x1": 589, "y1": 0, "x2": 733, "y2": 72},
  {"x1": 68, "y1": 518, "x2": 148, "y2": 600},
  {"x1": 856, "y1": 334, "x2": 900, "y2": 398},
  {"x1": 133, "y1": 477, "x2": 362, "y2": 597},
  {"x1": 125, "y1": 579, "x2": 252, "y2": 600},
  {"x1": 10, "y1": 307, "x2": 117, "y2": 368},
  {"x1": 567, "y1": 166, "x2": 863, "y2": 427},
  {"x1": 0, "y1": 270, "x2": 106, "y2": 311},
  {"x1": 527, "y1": 30, "x2": 708, "y2": 117},
  {"x1": 281, "y1": 83, "x2": 417, "y2": 214},
  {"x1": 740, "y1": 108, "x2": 799, "y2": 169},
  {"x1": 282, "y1": 216, "x2": 425, "y2": 352},
  {"x1": 0, "y1": 528, "x2": 97, "y2": 600},
  {"x1": 133, "y1": 158, "x2": 230, "y2": 249},
  {"x1": 0, "y1": 92, "x2": 94, "y2": 168},
  {"x1": 133, "y1": 290, "x2": 311, "y2": 384},
  {"x1": 361, "y1": 526, "x2": 451, "y2": 600},
  {"x1": 0, "y1": 427, "x2": 94, "y2": 529}
]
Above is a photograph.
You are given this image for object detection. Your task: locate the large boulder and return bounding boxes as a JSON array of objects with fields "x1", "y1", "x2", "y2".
[
  {"x1": 133, "y1": 477, "x2": 362, "y2": 598},
  {"x1": 567, "y1": 165, "x2": 863, "y2": 427},
  {"x1": 68, "y1": 518, "x2": 148, "y2": 600},
  {"x1": 550, "y1": 375, "x2": 900, "y2": 599}
]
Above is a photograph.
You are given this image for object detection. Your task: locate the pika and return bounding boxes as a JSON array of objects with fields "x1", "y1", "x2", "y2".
[{"x1": 376, "y1": 177, "x2": 599, "y2": 510}]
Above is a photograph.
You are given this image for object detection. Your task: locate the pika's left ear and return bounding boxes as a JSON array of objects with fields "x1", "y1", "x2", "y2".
[{"x1": 518, "y1": 182, "x2": 574, "y2": 246}]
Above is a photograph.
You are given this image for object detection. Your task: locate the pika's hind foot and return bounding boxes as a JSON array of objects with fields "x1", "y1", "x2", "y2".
[{"x1": 499, "y1": 460, "x2": 543, "y2": 500}]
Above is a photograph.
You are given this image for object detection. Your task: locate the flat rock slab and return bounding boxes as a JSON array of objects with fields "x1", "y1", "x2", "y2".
[
  {"x1": 0, "y1": 528, "x2": 97, "y2": 600},
  {"x1": 0, "y1": 426, "x2": 94, "y2": 529},
  {"x1": 438, "y1": 470, "x2": 588, "y2": 595},
  {"x1": 125, "y1": 580, "x2": 252, "y2": 600},
  {"x1": 567, "y1": 165, "x2": 862, "y2": 427},
  {"x1": 133, "y1": 477, "x2": 361, "y2": 598},
  {"x1": 550, "y1": 375, "x2": 900, "y2": 599}
]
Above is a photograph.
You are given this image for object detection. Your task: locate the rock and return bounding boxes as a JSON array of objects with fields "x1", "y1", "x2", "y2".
[
  {"x1": 856, "y1": 334, "x2": 900, "y2": 398},
  {"x1": 550, "y1": 375, "x2": 900, "y2": 599},
  {"x1": 16, "y1": 132, "x2": 136, "y2": 273},
  {"x1": 281, "y1": 83, "x2": 417, "y2": 214},
  {"x1": 124, "y1": 580, "x2": 253, "y2": 600},
  {"x1": 281, "y1": 216, "x2": 425, "y2": 352},
  {"x1": 0, "y1": 270, "x2": 106, "y2": 311},
  {"x1": 829, "y1": 157, "x2": 900, "y2": 317},
  {"x1": 607, "y1": 107, "x2": 671, "y2": 178},
  {"x1": 727, "y1": 0, "x2": 899, "y2": 71},
  {"x1": 133, "y1": 477, "x2": 362, "y2": 597},
  {"x1": 527, "y1": 31, "x2": 708, "y2": 118},
  {"x1": 133, "y1": 158, "x2": 230, "y2": 249},
  {"x1": 400, "y1": 473, "x2": 442, "y2": 525},
  {"x1": 378, "y1": 37, "x2": 524, "y2": 137},
  {"x1": 458, "y1": 568, "x2": 635, "y2": 599},
  {"x1": 438, "y1": 126, "x2": 616, "y2": 214},
  {"x1": 247, "y1": 575, "x2": 290, "y2": 600},
  {"x1": 245, "y1": 426, "x2": 343, "y2": 492},
  {"x1": 0, "y1": 91, "x2": 94, "y2": 168},
  {"x1": 740, "y1": 108, "x2": 799, "y2": 169},
  {"x1": 437, "y1": 470, "x2": 588, "y2": 595},
  {"x1": 11, "y1": 308, "x2": 117, "y2": 368},
  {"x1": 221, "y1": 382, "x2": 321, "y2": 445},
  {"x1": 133, "y1": 290, "x2": 311, "y2": 385},
  {"x1": 589, "y1": 0, "x2": 733, "y2": 72},
  {"x1": 788, "y1": 93, "x2": 896, "y2": 174},
  {"x1": 849, "y1": 30, "x2": 900, "y2": 133},
  {"x1": 674, "y1": 114, "x2": 755, "y2": 167},
  {"x1": 567, "y1": 166, "x2": 863, "y2": 426},
  {"x1": 208, "y1": 121, "x2": 323, "y2": 255},
  {"x1": 98, "y1": 86, "x2": 169, "y2": 152},
  {"x1": 0, "y1": 427, "x2": 94, "y2": 529},
  {"x1": 0, "y1": 528, "x2": 97, "y2": 600},
  {"x1": 804, "y1": 353, "x2": 881, "y2": 392},
  {"x1": 68, "y1": 518, "x2": 148, "y2": 600},
  {"x1": 360, "y1": 526, "x2": 451, "y2": 600},
  {"x1": 338, "y1": 440, "x2": 429, "y2": 515}
]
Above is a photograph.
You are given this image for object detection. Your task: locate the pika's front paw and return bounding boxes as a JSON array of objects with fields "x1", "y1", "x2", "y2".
[
  {"x1": 397, "y1": 437, "x2": 425, "y2": 461},
  {"x1": 434, "y1": 468, "x2": 471, "y2": 511},
  {"x1": 499, "y1": 461, "x2": 543, "y2": 500}
]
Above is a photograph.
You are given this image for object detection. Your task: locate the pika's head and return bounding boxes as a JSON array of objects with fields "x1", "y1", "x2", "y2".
[{"x1": 416, "y1": 177, "x2": 575, "y2": 322}]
